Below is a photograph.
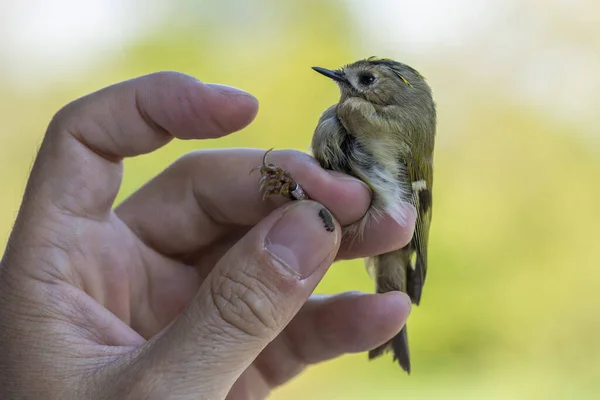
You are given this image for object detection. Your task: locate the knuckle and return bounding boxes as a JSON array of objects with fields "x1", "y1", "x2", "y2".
[
  {"x1": 47, "y1": 95, "x2": 93, "y2": 142},
  {"x1": 172, "y1": 149, "x2": 212, "y2": 171},
  {"x1": 209, "y1": 263, "x2": 285, "y2": 339},
  {"x1": 48, "y1": 99, "x2": 79, "y2": 131}
]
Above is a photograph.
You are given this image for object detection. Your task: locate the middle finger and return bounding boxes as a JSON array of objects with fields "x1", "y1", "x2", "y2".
[
  {"x1": 116, "y1": 148, "x2": 414, "y2": 259},
  {"x1": 117, "y1": 148, "x2": 368, "y2": 254}
]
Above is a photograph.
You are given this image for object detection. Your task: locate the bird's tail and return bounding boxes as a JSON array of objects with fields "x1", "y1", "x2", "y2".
[{"x1": 367, "y1": 248, "x2": 412, "y2": 374}]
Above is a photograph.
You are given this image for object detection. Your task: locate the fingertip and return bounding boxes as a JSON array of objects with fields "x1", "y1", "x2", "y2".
[
  {"x1": 140, "y1": 72, "x2": 259, "y2": 140},
  {"x1": 356, "y1": 292, "x2": 411, "y2": 349},
  {"x1": 208, "y1": 83, "x2": 259, "y2": 104},
  {"x1": 265, "y1": 201, "x2": 340, "y2": 280},
  {"x1": 303, "y1": 170, "x2": 371, "y2": 226},
  {"x1": 355, "y1": 292, "x2": 411, "y2": 327},
  {"x1": 338, "y1": 210, "x2": 416, "y2": 260},
  {"x1": 174, "y1": 81, "x2": 259, "y2": 139},
  {"x1": 392, "y1": 203, "x2": 417, "y2": 247},
  {"x1": 380, "y1": 291, "x2": 413, "y2": 320},
  {"x1": 319, "y1": 292, "x2": 411, "y2": 352},
  {"x1": 205, "y1": 83, "x2": 260, "y2": 133},
  {"x1": 324, "y1": 171, "x2": 372, "y2": 224}
]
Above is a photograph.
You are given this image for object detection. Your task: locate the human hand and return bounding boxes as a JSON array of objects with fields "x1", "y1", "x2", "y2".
[{"x1": 0, "y1": 72, "x2": 415, "y2": 399}]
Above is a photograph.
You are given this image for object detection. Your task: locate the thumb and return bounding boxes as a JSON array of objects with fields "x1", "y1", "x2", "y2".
[{"x1": 138, "y1": 201, "x2": 340, "y2": 399}]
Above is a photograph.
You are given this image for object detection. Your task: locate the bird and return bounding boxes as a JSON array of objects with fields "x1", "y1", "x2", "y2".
[{"x1": 253, "y1": 57, "x2": 437, "y2": 374}]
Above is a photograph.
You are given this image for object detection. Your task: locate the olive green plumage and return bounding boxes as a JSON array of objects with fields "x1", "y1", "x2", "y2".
[{"x1": 310, "y1": 57, "x2": 436, "y2": 374}]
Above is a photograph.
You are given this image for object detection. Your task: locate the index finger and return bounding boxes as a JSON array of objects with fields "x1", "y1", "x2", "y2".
[{"x1": 22, "y1": 71, "x2": 259, "y2": 223}]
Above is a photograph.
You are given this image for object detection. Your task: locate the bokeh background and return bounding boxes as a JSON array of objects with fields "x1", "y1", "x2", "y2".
[{"x1": 1, "y1": 0, "x2": 599, "y2": 398}]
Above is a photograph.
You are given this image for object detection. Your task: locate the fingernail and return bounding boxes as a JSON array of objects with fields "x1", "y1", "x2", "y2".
[
  {"x1": 266, "y1": 202, "x2": 339, "y2": 279},
  {"x1": 209, "y1": 83, "x2": 257, "y2": 100}
]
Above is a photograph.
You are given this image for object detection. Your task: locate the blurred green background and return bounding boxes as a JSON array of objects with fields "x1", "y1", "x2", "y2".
[{"x1": 1, "y1": 0, "x2": 599, "y2": 398}]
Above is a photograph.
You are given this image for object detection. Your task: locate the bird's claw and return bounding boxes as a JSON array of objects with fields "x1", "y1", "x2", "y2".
[{"x1": 251, "y1": 149, "x2": 307, "y2": 200}]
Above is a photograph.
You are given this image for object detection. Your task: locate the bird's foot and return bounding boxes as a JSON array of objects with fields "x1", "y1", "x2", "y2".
[{"x1": 250, "y1": 149, "x2": 308, "y2": 201}]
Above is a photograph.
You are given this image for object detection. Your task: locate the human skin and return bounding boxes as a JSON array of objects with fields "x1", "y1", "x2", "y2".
[{"x1": 0, "y1": 72, "x2": 415, "y2": 399}]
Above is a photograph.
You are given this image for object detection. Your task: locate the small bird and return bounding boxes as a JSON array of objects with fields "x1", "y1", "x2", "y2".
[{"x1": 254, "y1": 57, "x2": 436, "y2": 373}]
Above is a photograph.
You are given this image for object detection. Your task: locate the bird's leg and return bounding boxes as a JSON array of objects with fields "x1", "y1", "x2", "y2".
[{"x1": 250, "y1": 149, "x2": 309, "y2": 201}]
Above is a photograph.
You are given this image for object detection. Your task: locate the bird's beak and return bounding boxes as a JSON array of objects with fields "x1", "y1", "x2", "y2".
[{"x1": 312, "y1": 66, "x2": 348, "y2": 84}]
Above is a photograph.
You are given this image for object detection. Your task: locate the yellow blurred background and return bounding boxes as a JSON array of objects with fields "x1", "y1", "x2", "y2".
[{"x1": 1, "y1": 0, "x2": 599, "y2": 398}]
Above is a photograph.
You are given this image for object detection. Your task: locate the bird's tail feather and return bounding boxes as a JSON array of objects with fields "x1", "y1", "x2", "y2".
[
  {"x1": 368, "y1": 325, "x2": 411, "y2": 373},
  {"x1": 367, "y1": 248, "x2": 412, "y2": 374}
]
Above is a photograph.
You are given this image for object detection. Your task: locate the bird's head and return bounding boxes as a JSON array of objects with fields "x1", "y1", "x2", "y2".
[{"x1": 312, "y1": 57, "x2": 432, "y2": 108}]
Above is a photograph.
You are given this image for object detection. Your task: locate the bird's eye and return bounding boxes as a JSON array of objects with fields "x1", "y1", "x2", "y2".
[{"x1": 359, "y1": 73, "x2": 376, "y2": 86}]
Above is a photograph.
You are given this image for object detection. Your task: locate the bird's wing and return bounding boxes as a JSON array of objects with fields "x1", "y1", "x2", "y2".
[
  {"x1": 311, "y1": 104, "x2": 353, "y2": 174},
  {"x1": 406, "y1": 162, "x2": 433, "y2": 305}
]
